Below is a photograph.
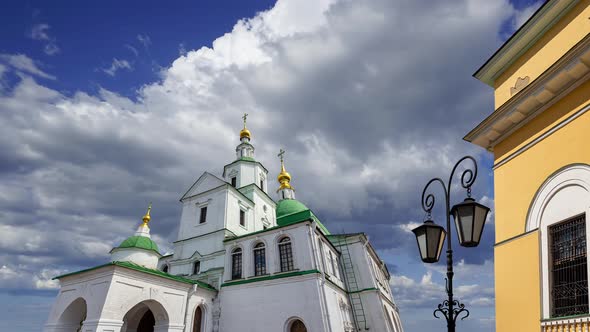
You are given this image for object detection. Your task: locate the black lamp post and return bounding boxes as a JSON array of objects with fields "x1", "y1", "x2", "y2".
[{"x1": 411, "y1": 156, "x2": 490, "y2": 332}]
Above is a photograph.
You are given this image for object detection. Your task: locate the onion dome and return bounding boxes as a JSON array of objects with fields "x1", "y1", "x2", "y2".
[
  {"x1": 117, "y1": 235, "x2": 160, "y2": 254},
  {"x1": 240, "y1": 113, "x2": 251, "y2": 140},
  {"x1": 111, "y1": 204, "x2": 161, "y2": 268},
  {"x1": 277, "y1": 149, "x2": 294, "y2": 191},
  {"x1": 276, "y1": 199, "x2": 308, "y2": 219}
]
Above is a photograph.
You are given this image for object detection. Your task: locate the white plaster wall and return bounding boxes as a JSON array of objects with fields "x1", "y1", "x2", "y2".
[
  {"x1": 222, "y1": 223, "x2": 315, "y2": 281},
  {"x1": 177, "y1": 188, "x2": 227, "y2": 242},
  {"x1": 219, "y1": 276, "x2": 326, "y2": 332},
  {"x1": 111, "y1": 248, "x2": 159, "y2": 269},
  {"x1": 225, "y1": 190, "x2": 255, "y2": 236},
  {"x1": 322, "y1": 283, "x2": 354, "y2": 332}
]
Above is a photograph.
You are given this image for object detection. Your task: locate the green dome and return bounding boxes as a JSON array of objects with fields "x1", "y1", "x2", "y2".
[
  {"x1": 117, "y1": 236, "x2": 160, "y2": 254},
  {"x1": 276, "y1": 199, "x2": 309, "y2": 218}
]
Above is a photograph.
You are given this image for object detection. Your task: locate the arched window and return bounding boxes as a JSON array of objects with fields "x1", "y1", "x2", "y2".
[
  {"x1": 289, "y1": 319, "x2": 307, "y2": 332},
  {"x1": 279, "y1": 237, "x2": 294, "y2": 272},
  {"x1": 192, "y1": 306, "x2": 203, "y2": 332},
  {"x1": 231, "y1": 248, "x2": 242, "y2": 280},
  {"x1": 253, "y1": 243, "x2": 266, "y2": 276},
  {"x1": 193, "y1": 261, "x2": 200, "y2": 275},
  {"x1": 162, "y1": 264, "x2": 169, "y2": 273}
]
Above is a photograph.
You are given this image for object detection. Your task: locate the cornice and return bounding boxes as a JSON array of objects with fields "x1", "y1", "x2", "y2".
[{"x1": 465, "y1": 33, "x2": 590, "y2": 150}]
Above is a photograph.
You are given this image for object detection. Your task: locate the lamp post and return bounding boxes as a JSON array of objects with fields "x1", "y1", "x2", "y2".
[{"x1": 411, "y1": 156, "x2": 491, "y2": 332}]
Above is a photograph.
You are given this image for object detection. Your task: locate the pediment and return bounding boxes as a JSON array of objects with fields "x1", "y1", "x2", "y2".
[{"x1": 180, "y1": 172, "x2": 227, "y2": 201}]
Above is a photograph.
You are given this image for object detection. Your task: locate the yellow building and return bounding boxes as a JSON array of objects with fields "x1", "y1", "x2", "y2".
[{"x1": 466, "y1": 1, "x2": 590, "y2": 331}]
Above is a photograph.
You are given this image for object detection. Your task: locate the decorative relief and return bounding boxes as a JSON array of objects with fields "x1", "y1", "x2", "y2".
[{"x1": 510, "y1": 76, "x2": 530, "y2": 95}]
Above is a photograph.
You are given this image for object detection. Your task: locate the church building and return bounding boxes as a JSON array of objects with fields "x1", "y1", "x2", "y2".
[{"x1": 43, "y1": 116, "x2": 404, "y2": 332}]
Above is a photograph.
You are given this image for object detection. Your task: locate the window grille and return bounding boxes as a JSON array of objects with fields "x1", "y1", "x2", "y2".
[
  {"x1": 279, "y1": 237, "x2": 294, "y2": 272},
  {"x1": 199, "y1": 207, "x2": 207, "y2": 224},
  {"x1": 254, "y1": 243, "x2": 266, "y2": 276},
  {"x1": 550, "y1": 214, "x2": 588, "y2": 317},
  {"x1": 232, "y1": 248, "x2": 242, "y2": 280}
]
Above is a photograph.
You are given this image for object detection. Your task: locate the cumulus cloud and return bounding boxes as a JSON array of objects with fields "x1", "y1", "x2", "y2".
[
  {"x1": 0, "y1": 2, "x2": 534, "y2": 330},
  {"x1": 0, "y1": 54, "x2": 56, "y2": 80},
  {"x1": 102, "y1": 58, "x2": 133, "y2": 76},
  {"x1": 30, "y1": 23, "x2": 60, "y2": 56}
]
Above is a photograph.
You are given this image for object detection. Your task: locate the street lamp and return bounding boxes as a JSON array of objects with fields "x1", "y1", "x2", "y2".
[{"x1": 411, "y1": 156, "x2": 491, "y2": 332}]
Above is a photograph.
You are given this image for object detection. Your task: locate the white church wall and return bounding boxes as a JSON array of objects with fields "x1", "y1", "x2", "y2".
[
  {"x1": 225, "y1": 190, "x2": 255, "y2": 236},
  {"x1": 223, "y1": 222, "x2": 316, "y2": 281},
  {"x1": 322, "y1": 282, "x2": 354, "y2": 332},
  {"x1": 111, "y1": 248, "x2": 159, "y2": 269},
  {"x1": 219, "y1": 275, "x2": 326, "y2": 332},
  {"x1": 177, "y1": 187, "x2": 228, "y2": 243},
  {"x1": 169, "y1": 232, "x2": 226, "y2": 276}
]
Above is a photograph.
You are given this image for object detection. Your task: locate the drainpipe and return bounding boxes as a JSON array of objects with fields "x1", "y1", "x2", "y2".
[{"x1": 308, "y1": 220, "x2": 333, "y2": 332}]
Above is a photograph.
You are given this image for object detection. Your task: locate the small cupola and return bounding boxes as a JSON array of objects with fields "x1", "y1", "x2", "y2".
[{"x1": 110, "y1": 203, "x2": 161, "y2": 269}]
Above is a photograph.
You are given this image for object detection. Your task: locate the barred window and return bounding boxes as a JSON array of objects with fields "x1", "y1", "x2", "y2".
[
  {"x1": 550, "y1": 214, "x2": 588, "y2": 317},
  {"x1": 254, "y1": 243, "x2": 266, "y2": 276},
  {"x1": 279, "y1": 237, "x2": 294, "y2": 272},
  {"x1": 231, "y1": 248, "x2": 242, "y2": 280}
]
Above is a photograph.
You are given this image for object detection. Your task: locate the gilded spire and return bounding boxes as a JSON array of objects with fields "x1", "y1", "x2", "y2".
[
  {"x1": 239, "y1": 113, "x2": 251, "y2": 140},
  {"x1": 277, "y1": 149, "x2": 293, "y2": 191},
  {"x1": 142, "y1": 203, "x2": 152, "y2": 227}
]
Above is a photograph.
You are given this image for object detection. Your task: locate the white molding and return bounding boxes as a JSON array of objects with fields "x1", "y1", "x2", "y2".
[{"x1": 525, "y1": 164, "x2": 590, "y2": 318}]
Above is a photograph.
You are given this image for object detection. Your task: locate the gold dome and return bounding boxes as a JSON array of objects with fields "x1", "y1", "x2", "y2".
[
  {"x1": 240, "y1": 127, "x2": 251, "y2": 140},
  {"x1": 277, "y1": 149, "x2": 294, "y2": 191},
  {"x1": 142, "y1": 203, "x2": 152, "y2": 227}
]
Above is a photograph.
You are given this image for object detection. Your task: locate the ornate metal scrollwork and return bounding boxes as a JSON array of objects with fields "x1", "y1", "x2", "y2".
[{"x1": 433, "y1": 300, "x2": 470, "y2": 323}]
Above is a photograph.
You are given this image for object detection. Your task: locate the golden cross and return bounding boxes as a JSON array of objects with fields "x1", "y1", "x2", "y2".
[
  {"x1": 242, "y1": 113, "x2": 248, "y2": 127},
  {"x1": 278, "y1": 149, "x2": 285, "y2": 163}
]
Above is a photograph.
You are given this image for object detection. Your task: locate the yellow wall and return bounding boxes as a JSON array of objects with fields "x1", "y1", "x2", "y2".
[
  {"x1": 494, "y1": 0, "x2": 590, "y2": 108},
  {"x1": 494, "y1": 79, "x2": 590, "y2": 243},
  {"x1": 495, "y1": 231, "x2": 540, "y2": 332}
]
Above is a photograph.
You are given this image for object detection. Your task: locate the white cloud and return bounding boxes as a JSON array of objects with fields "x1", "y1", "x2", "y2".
[
  {"x1": 125, "y1": 44, "x2": 139, "y2": 57},
  {"x1": 102, "y1": 58, "x2": 133, "y2": 76},
  {"x1": 513, "y1": 1, "x2": 543, "y2": 30},
  {"x1": 30, "y1": 23, "x2": 60, "y2": 56},
  {"x1": 137, "y1": 34, "x2": 152, "y2": 48},
  {"x1": 0, "y1": 54, "x2": 56, "y2": 80}
]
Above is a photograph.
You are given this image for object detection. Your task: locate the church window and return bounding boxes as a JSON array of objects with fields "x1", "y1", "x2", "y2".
[
  {"x1": 549, "y1": 214, "x2": 588, "y2": 317},
  {"x1": 193, "y1": 261, "x2": 200, "y2": 275},
  {"x1": 231, "y1": 248, "x2": 242, "y2": 279},
  {"x1": 279, "y1": 237, "x2": 294, "y2": 272},
  {"x1": 254, "y1": 242, "x2": 266, "y2": 276},
  {"x1": 260, "y1": 179, "x2": 264, "y2": 190},
  {"x1": 231, "y1": 177, "x2": 237, "y2": 187},
  {"x1": 162, "y1": 264, "x2": 169, "y2": 273},
  {"x1": 240, "y1": 210, "x2": 246, "y2": 227},
  {"x1": 329, "y1": 251, "x2": 337, "y2": 276},
  {"x1": 199, "y1": 207, "x2": 207, "y2": 224},
  {"x1": 317, "y1": 239, "x2": 326, "y2": 272},
  {"x1": 289, "y1": 319, "x2": 307, "y2": 332}
]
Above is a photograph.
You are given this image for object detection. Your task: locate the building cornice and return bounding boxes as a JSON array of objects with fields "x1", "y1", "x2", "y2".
[
  {"x1": 465, "y1": 33, "x2": 590, "y2": 150},
  {"x1": 473, "y1": 0, "x2": 579, "y2": 86}
]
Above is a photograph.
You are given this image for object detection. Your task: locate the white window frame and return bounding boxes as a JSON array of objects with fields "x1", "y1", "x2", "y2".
[{"x1": 526, "y1": 164, "x2": 590, "y2": 319}]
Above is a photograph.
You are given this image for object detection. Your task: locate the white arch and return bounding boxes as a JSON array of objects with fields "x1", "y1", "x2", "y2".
[
  {"x1": 190, "y1": 304, "x2": 208, "y2": 332},
  {"x1": 525, "y1": 164, "x2": 590, "y2": 319},
  {"x1": 121, "y1": 300, "x2": 170, "y2": 332},
  {"x1": 56, "y1": 297, "x2": 87, "y2": 331},
  {"x1": 526, "y1": 164, "x2": 590, "y2": 231},
  {"x1": 284, "y1": 316, "x2": 308, "y2": 332}
]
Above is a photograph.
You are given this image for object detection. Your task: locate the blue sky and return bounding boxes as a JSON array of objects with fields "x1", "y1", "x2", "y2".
[{"x1": 0, "y1": 0, "x2": 543, "y2": 331}]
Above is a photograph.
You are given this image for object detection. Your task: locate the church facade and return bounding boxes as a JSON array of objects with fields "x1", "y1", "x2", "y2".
[{"x1": 43, "y1": 118, "x2": 404, "y2": 332}]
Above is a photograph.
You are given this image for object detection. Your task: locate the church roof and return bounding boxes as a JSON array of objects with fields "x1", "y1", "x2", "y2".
[
  {"x1": 53, "y1": 261, "x2": 217, "y2": 291},
  {"x1": 276, "y1": 199, "x2": 330, "y2": 235},
  {"x1": 115, "y1": 235, "x2": 160, "y2": 254}
]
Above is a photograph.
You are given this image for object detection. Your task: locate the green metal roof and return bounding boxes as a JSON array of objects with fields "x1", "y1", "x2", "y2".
[
  {"x1": 116, "y1": 236, "x2": 160, "y2": 254},
  {"x1": 239, "y1": 156, "x2": 255, "y2": 162},
  {"x1": 54, "y1": 261, "x2": 217, "y2": 291},
  {"x1": 276, "y1": 199, "x2": 330, "y2": 235}
]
